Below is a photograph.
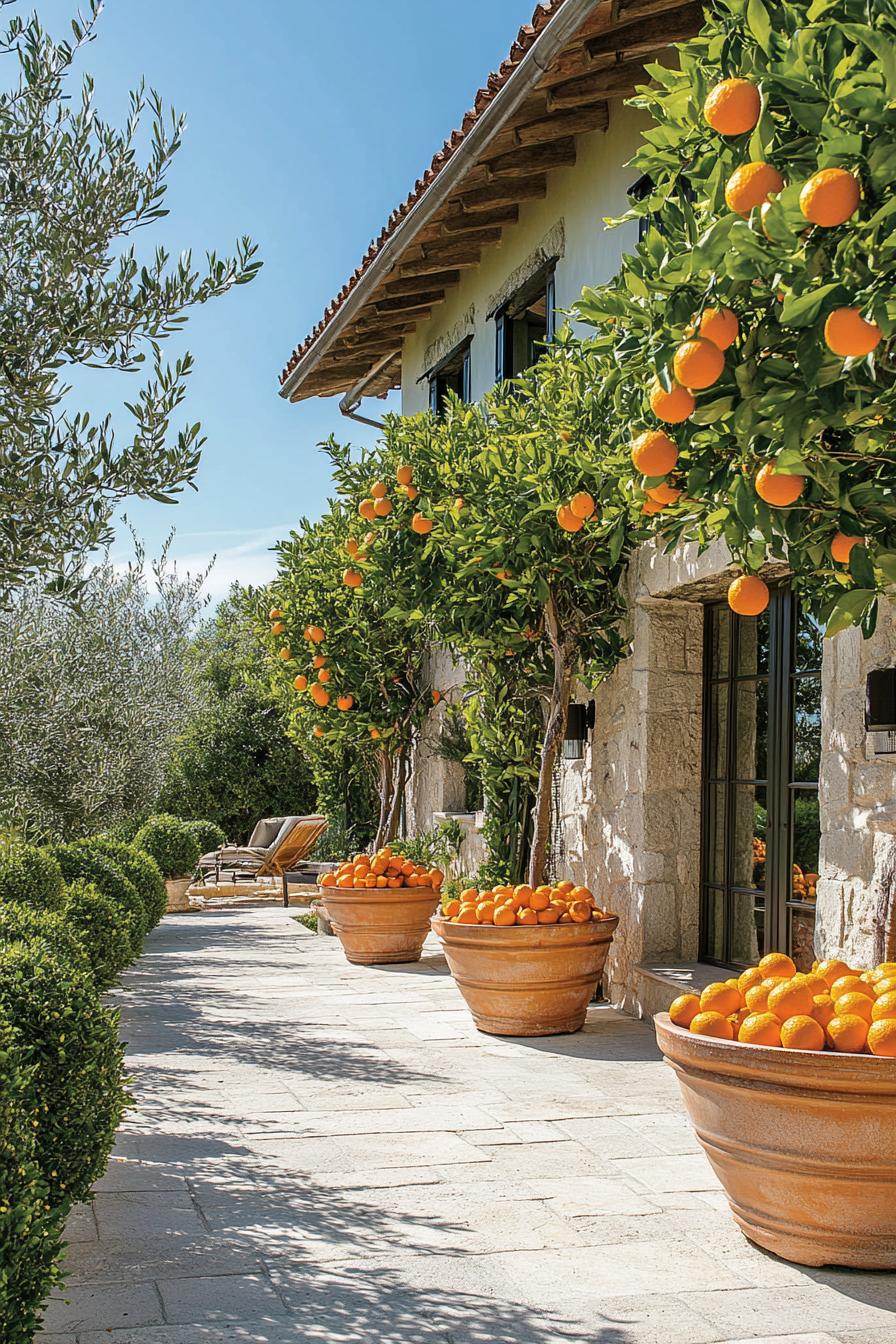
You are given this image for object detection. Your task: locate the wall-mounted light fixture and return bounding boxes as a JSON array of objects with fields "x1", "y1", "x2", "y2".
[
  {"x1": 562, "y1": 700, "x2": 595, "y2": 760},
  {"x1": 865, "y1": 668, "x2": 896, "y2": 755}
]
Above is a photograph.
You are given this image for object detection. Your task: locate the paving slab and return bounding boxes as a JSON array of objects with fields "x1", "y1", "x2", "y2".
[{"x1": 40, "y1": 905, "x2": 896, "y2": 1341}]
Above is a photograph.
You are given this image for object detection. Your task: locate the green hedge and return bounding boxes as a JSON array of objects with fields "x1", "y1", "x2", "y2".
[
  {"x1": 0, "y1": 943, "x2": 127, "y2": 1206},
  {"x1": 183, "y1": 818, "x2": 227, "y2": 856},
  {"x1": 50, "y1": 844, "x2": 146, "y2": 955},
  {"x1": 0, "y1": 846, "x2": 65, "y2": 911},
  {"x1": 133, "y1": 813, "x2": 200, "y2": 880},
  {"x1": 0, "y1": 1009, "x2": 66, "y2": 1343},
  {"x1": 0, "y1": 903, "x2": 91, "y2": 980},
  {"x1": 90, "y1": 839, "x2": 167, "y2": 929},
  {"x1": 62, "y1": 882, "x2": 134, "y2": 991}
]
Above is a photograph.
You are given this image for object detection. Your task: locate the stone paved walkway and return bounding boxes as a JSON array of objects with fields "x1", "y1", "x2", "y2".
[{"x1": 41, "y1": 906, "x2": 896, "y2": 1344}]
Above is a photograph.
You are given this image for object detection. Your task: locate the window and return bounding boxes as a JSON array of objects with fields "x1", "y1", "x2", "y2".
[
  {"x1": 629, "y1": 173, "x2": 696, "y2": 243},
  {"x1": 701, "y1": 587, "x2": 821, "y2": 971},
  {"x1": 495, "y1": 262, "x2": 556, "y2": 382},
  {"x1": 427, "y1": 338, "x2": 471, "y2": 415}
]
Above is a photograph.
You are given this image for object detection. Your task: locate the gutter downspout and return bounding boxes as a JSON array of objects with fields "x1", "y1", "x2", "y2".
[
  {"x1": 338, "y1": 349, "x2": 400, "y2": 430},
  {"x1": 280, "y1": 0, "x2": 600, "y2": 403}
]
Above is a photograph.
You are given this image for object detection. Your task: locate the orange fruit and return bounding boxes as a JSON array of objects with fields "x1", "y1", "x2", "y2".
[
  {"x1": 868, "y1": 1020, "x2": 896, "y2": 1057},
  {"x1": 642, "y1": 499, "x2": 666, "y2": 517},
  {"x1": 369, "y1": 726, "x2": 381, "y2": 740},
  {"x1": 816, "y1": 958, "x2": 850, "y2": 988},
  {"x1": 690, "y1": 1011, "x2": 734, "y2": 1040},
  {"x1": 346, "y1": 538, "x2": 359, "y2": 557},
  {"x1": 569, "y1": 491, "x2": 595, "y2": 520},
  {"x1": 455, "y1": 905, "x2": 479, "y2": 924},
  {"x1": 336, "y1": 694, "x2": 354, "y2": 711},
  {"x1": 767, "y1": 980, "x2": 814, "y2": 1020},
  {"x1": 373, "y1": 497, "x2": 393, "y2": 517},
  {"x1": 537, "y1": 905, "x2": 561, "y2": 924},
  {"x1": 827, "y1": 1014, "x2": 870, "y2": 1053},
  {"x1": 649, "y1": 377, "x2": 695, "y2": 423},
  {"x1": 396, "y1": 464, "x2": 413, "y2": 486},
  {"x1": 443, "y1": 898, "x2": 461, "y2": 917},
  {"x1": 737, "y1": 966, "x2": 764, "y2": 996},
  {"x1": 700, "y1": 982, "x2": 742, "y2": 1016},
  {"x1": 835, "y1": 991, "x2": 875, "y2": 1023},
  {"x1": 556, "y1": 504, "x2": 584, "y2": 533},
  {"x1": 529, "y1": 888, "x2": 551, "y2": 912},
  {"x1": 703, "y1": 78, "x2": 761, "y2": 136},
  {"x1": 725, "y1": 161, "x2": 785, "y2": 216},
  {"x1": 795, "y1": 972, "x2": 829, "y2": 997},
  {"x1": 645, "y1": 482, "x2": 682, "y2": 505},
  {"x1": 728, "y1": 575, "x2": 769, "y2": 616},
  {"x1": 830, "y1": 974, "x2": 874, "y2": 1002},
  {"x1": 370, "y1": 480, "x2": 387, "y2": 499},
  {"x1": 476, "y1": 901, "x2": 496, "y2": 924},
  {"x1": 830, "y1": 532, "x2": 864, "y2": 565},
  {"x1": 431, "y1": 689, "x2": 441, "y2": 704},
  {"x1": 343, "y1": 568, "x2": 363, "y2": 588},
  {"x1": 873, "y1": 963, "x2": 896, "y2": 981},
  {"x1": 493, "y1": 904, "x2": 516, "y2": 926},
  {"x1": 517, "y1": 907, "x2": 538, "y2": 925},
  {"x1": 313, "y1": 654, "x2": 326, "y2": 669},
  {"x1": 758, "y1": 953, "x2": 797, "y2": 979},
  {"x1": 698, "y1": 307, "x2": 739, "y2": 351},
  {"x1": 824, "y1": 307, "x2": 881, "y2": 358},
  {"x1": 317, "y1": 669, "x2": 331, "y2": 684},
  {"x1": 404, "y1": 484, "x2": 419, "y2": 501},
  {"x1": 312, "y1": 724, "x2": 325, "y2": 738},
  {"x1": 876, "y1": 977, "x2": 896, "y2": 999},
  {"x1": 268, "y1": 607, "x2": 282, "y2": 620},
  {"x1": 755, "y1": 461, "x2": 805, "y2": 507},
  {"x1": 308, "y1": 625, "x2": 325, "y2": 644},
  {"x1": 309, "y1": 684, "x2": 330, "y2": 707},
  {"x1": 873, "y1": 992, "x2": 896, "y2": 1022},
  {"x1": 780, "y1": 1014, "x2": 825, "y2": 1051},
  {"x1": 631, "y1": 429, "x2": 678, "y2": 476},
  {"x1": 673, "y1": 338, "x2": 725, "y2": 390},
  {"x1": 278, "y1": 647, "x2": 292, "y2": 662},
  {"x1": 359, "y1": 499, "x2": 376, "y2": 521},
  {"x1": 411, "y1": 513, "x2": 433, "y2": 535},
  {"x1": 737, "y1": 1012, "x2": 782, "y2": 1046},
  {"x1": 293, "y1": 674, "x2": 308, "y2": 691},
  {"x1": 811, "y1": 994, "x2": 836, "y2": 1029},
  {"x1": 514, "y1": 884, "x2": 534, "y2": 907},
  {"x1": 799, "y1": 168, "x2": 860, "y2": 227},
  {"x1": 271, "y1": 620, "x2": 286, "y2": 635},
  {"x1": 568, "y1": 900, "x2": 591, "y2": 923}
]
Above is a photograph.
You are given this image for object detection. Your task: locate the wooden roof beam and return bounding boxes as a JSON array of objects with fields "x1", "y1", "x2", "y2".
[
  {"x1": 440, "y1": 204, "x2": 520, "y2": 233},
  {"x1": 484, "y1": 136, "x2": 577, "y2": 180},
  {"x1": 397, "y1": 247, "x2": 483, "y2": 278},
  {"x1": 383, "y1": 269, "x2": 460, "y2": 296},
  {"x1": 514, "y1": 103, "x2": 609, "y2": 145},
  {"x1": 584, "y1": 3, "x2": 702, "y2": 58},
  {"x1": 546, "y1": 58, "x2": 660, "y2": 109},
  {"x1": 459, "y1": 175, "x2": 548, "y2": 212}
]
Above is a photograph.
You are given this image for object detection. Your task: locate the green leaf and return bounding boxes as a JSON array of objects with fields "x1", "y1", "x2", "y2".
[
  {"x1": 746, "y1": 0, "x2": 772, "y2": 52},
  {"x1": 779, "y1": 284, "x2": 842, "y2": 328}
]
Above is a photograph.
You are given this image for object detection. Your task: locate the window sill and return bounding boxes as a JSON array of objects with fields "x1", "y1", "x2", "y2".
[{"x1": 636, "y1": 962, "x2": 724, "y2": 997}]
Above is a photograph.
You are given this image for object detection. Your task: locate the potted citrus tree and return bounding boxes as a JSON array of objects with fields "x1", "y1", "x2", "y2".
[{"x1": 317, "y1": 846, "x2": 443, "y2": 965}]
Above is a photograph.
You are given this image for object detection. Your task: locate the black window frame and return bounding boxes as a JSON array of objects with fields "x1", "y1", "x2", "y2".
[
  {"x1": 494, "y1": 260, "x2": 557, "y2": 383},
  {"x1": 425, "y1": 337, "x2": 472, "y2": 416},
  {"x1": 700, "y1": 586, "x2": 821, "y2": 970}
]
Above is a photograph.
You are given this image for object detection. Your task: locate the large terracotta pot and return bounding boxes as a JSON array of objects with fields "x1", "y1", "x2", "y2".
[
  {"x1": 655, "y1": 1013, "x2": 896, "y2": 1269},
  {"x1": 431, "y1": 914, "x2": 618, "y2": 1037},
  {"x1": 319, "y1": 885, "x2": 439, "y2": 965},
  {"x1": 164, "y1": 877, "x2": 192, "y2": 913}
]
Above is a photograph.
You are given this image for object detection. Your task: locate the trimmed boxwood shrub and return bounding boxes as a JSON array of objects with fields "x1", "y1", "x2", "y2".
[
  {"x1": 90, "y1": 839, "x2": 167, "y2": 929},
  {"x1": 132, "y1": 813, "x2": 200, "y2": 880},
  {"x1": 0, "y1": 1009, "x2": 66, "y2": 1342},
  {"x1": 183, "y1": 818, "x2": 227, "y2": 856},
  {"x1": 50, "y1": 844, "x2": 146, "y2": 955},
  {"x1": 0, "y1": 903, "x2": 91, "y2": 980},
  {"x1": 0, "y1": 943, "x2": 127, "y2": 1206},
  {"x1": 62, "y1": 883, "x2": 134, "y2": 991},
  {"x1": 0, "y1": 845, "x2": 65, "y2": 911}
]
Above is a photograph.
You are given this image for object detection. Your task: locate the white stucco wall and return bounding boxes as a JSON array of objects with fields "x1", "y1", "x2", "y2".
[{"x1": 400, "y1": 103, "x2": 648, "y2": 412}]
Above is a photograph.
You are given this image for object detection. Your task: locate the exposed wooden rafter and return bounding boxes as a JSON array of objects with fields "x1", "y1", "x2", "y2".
[
  {"x1": 459, "y1": 175, "x2": 548, "y2": 212},
  {"x1": 484, "y1": 136, "x2": 577, "y2": 180},
  {"x1": 584, "y1": 3, "x2": 702, "y2": 57},
  {"x1": 514, "y1": 103, "x2": 609, "y2": 145}
]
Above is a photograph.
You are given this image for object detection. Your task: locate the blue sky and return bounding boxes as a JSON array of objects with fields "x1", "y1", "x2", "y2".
[{"x1": 37, "y1": 0, "x2": 538, "y2": 600}]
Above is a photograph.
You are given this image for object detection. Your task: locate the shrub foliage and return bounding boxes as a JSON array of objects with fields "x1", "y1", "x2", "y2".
[
  {"x1": 0, "y1": 846, "x2": 65, "y2": 912},
  {"x1": 132, "y1": 814, "x2": 201, "y2": 880}
]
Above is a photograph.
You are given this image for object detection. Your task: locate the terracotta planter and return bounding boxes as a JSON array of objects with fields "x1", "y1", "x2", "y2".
[
  {"x1": 164, "y1": 877, "x2": 192, "y2": 913},
  {"x1": 431, "y1": 914, "x2": 618, "y2": 1037},
  {"x1": 319, "y1": 885, "x2": 439, "y2": 965},
  {"x1": 655, "y1": 1013, "x2": 896, "y2": 1269}
]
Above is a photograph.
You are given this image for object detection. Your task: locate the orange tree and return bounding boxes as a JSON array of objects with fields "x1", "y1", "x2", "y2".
[
  {"x1": 574, "y1": 0, "x2": 896, "y2": 637},
  {"x1": 265, "y1": 442, "x2": 437, "y2": 849},
  {"x1": 356, "y1": 348, "x2": 634, "y2": 887}
]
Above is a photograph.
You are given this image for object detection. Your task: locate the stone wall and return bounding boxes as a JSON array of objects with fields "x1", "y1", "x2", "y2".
[
  {"x1": 816, "y1": 602, "x2": 896, "y2": 967},
  {"x1": 405, "y1": 646, "x2": 469, "y2": 835}
]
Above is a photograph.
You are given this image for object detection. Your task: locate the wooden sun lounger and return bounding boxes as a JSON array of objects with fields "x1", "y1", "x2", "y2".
[{"x1": 197, "y1": 815, "x2": 328, "y2": 906}]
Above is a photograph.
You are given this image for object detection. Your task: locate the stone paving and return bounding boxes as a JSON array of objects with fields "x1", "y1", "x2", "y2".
[{"x1": 40, "y1": 906, "x2": 896, "y2": 1344}]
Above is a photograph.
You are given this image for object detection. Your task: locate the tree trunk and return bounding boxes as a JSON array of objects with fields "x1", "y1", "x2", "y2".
[
  {"x1": 528, "y1": 597, "x2": 576, "y2": 888},
  {"x1": 373, "y1": 752, "x2": 394, "y2": 851},
  {"x1": 384, "y1": 745, "x2": 407, "y2": 844}
]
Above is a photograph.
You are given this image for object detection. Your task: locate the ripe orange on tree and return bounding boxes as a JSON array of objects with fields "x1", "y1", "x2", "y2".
[
  {"x1": 370, "y1": 480, "x2": 387, "y2": 499},
  {"x1": 308, "y1": 625, "x2": 325, "y2": 644},
  {"x1": 728, "y1": 574, "x2": 770, "y2": 616},
  {"x1": 824, "y1": 307, "x2": 881, "y2": 358},
  {"x1": 268, "y1": 607, "x2": 283, "y2": 620},
  {"x1": 646, "y1": 482, "x2": 681, "y2": 505},
  {"x1": 673, "y1": 337, "x2": 725, "y2": 389},
  {"x1": 312, "y1": 725, "x2": 325, "y2": 738},
  {"x1": 396, "y1": 464, "x2": 413, "y2": 486},
  {"x1": 411, "y1": 513, "x2": 433, "y2": 535},
  {"x1": 278, "y1": 646, "x2": 292, "y2": 662},
  {"x1": 755, "y1": 461, "x2": 805, "y2": 507},
  {"x1": 317, "y1": 668, "x2": 331, "y2": 683},
  {"x1": 374, "y1": 497, "x2": 393, "y2": 517},
  {"x1": 336, "y1": 694, "x2": 354, "y2": 711},
  {"x1": 649, "y1": 377, "x2": 695, "y2": 423},
  {"x1": 799, "y1": 168, "x2": 860, "y2": 227},
  {"x1": 725, "y1": 161, "x2": 784, "y2": 216},
  {"x1": 359, "y1": 499, "x2": 376, "y2": 521},
  {"x1": 557, "y1": 504, "x2": 584, "y2": 533},
  {"x1": 697, "y1": 307, "x2": 739, "y2": 350},
  {"x1": 313, "y1": 654, "x2": 326, "y2": 668},
  {"x1": 343, "y1": 568, "x2": 363, "y2": 588},
  {"x1": 270, "y1": 620, "x2": 286, "y2": 635},
  {"x1": 309, "y1": 683, "x2": 330, "y2": 707},
  {"x1": 631, "y1": 429, "x2": 678, "y2": 476},
  {"x1": 570, "y1": 491, "x2": 595, "y2": 520},
  {"x1": 703, "y1": 78, "x2": 761, "y2": 136},
  {"x1": 293, "y1": 674, "x2": 308, "y2": 691}
]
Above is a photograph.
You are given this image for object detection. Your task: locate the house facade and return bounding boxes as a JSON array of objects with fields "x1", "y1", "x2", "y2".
[{"x1": 280, "y1": 0, "x2": 896, "y2": 1016}]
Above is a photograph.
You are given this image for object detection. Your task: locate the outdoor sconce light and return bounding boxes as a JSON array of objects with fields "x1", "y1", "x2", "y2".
[
  {"x1": 865, "y1": 668, "x2": 896, "y2": 755},
  {"x1": 562, "y1": 700, "x2": 595, "y2": 760}
]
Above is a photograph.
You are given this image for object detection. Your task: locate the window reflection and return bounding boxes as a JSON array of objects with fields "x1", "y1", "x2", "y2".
[
  {"x1": 735, "y1": 679, "x2": 767, "y2": 781},
  {"x1": 731, "y1": 892, "x2": 764, "y2": 967},
  {"x1": 707, "y1": 684, "x2": 728, "y2": 780},
  {"x1": 734, "y1": 784, "x2": 766, "y2": 892},
  {"x1": 793, "y1": 676, "x2": 821, "y2": 782}
]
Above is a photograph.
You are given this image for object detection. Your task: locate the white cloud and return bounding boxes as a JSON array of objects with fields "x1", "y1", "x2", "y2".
[{"x1": 110, "y1": 524, "x2": 288, "y2": 606}]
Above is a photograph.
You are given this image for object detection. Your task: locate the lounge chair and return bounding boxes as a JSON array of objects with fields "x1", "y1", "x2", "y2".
[{"x1": 196, "y1": 815, "x2": 328, "y2": 906}]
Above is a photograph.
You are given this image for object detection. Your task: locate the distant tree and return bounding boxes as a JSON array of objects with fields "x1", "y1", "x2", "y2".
[
  {"x1": 0, "y1": 1, "x2": 261, "y2": 601},
  {"x1": 159, "y1": 586, "x2": 316, "y2": 841},
  {"x1": 0, "y1": 538, "x2": 206, "y2": 840}
]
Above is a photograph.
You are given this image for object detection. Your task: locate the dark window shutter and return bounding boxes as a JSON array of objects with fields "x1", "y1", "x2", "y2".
[
  {"x1": 545, "y1": 269, "x2": 556, "y2": 342},
  {"x1": 429, "y1": 377, "x2": 439, "y2": 415},
  {"x1": 461, "y1": 345, "x2": 471, "y2": 402},
  {"x1": 495, "y1": 310, "x2": 507, "y2": 382}
]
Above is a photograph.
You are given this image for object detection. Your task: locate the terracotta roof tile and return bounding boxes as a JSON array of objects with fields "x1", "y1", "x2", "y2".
[{"x1": 279, "y1": 0, "x2": 569, "y2": 387}]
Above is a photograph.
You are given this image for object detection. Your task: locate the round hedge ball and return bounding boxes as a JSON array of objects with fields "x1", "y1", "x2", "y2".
[{"x1": 0, "y1": 846, "x2": 66, "y2": 911}]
